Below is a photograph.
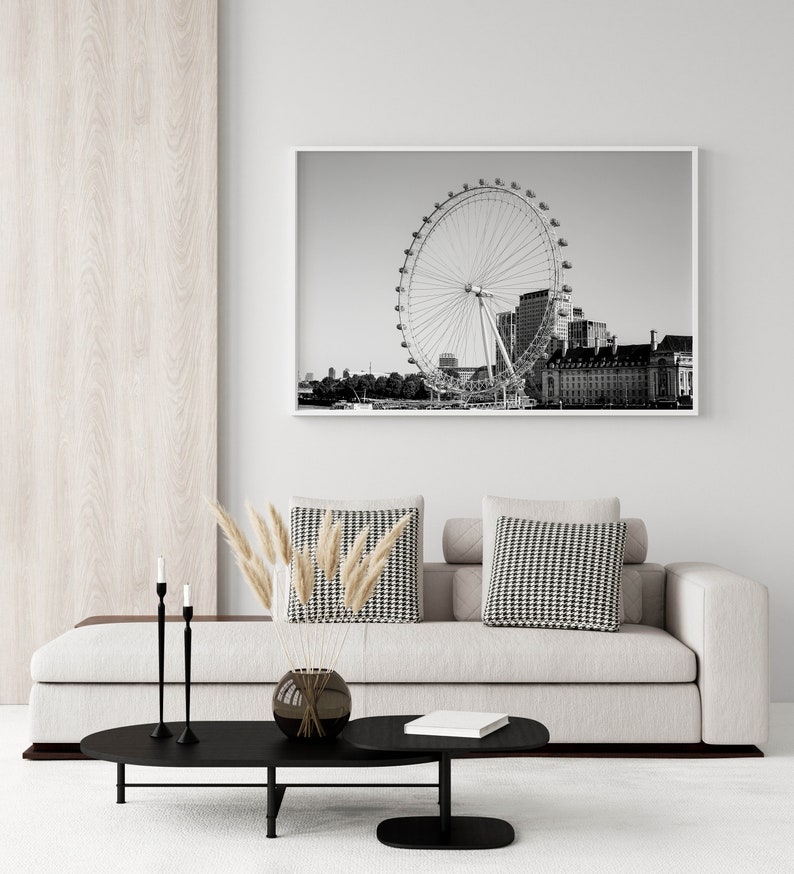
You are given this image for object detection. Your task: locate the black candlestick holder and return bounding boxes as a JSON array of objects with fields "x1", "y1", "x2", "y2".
[
  {"x1": 176, "y1": 605, "x2": 199, "y2": 744},
  {"x1": 150, "y1": 581, "x2": 172, "y2": 738}
]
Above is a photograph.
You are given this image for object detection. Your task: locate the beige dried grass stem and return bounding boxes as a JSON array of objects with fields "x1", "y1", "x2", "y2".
[
  {"x1": 341, "y1": 526, "x2": 370, "y2": 608},
  {"x1": 294, "y1": 545, "x2": 315, "y2": 606},
  {"x1": 246, "y1": 500, "x2": 277, "y2": 566},
  {"x1": 268, "y1": 503, "x2": 292, "y2": 566},
  {"x1": 315, "y1": 509, "x2": 333, "y2": 577},
  {"x1": 206, "y1": 498, "x2": 255, "y2": 563}
]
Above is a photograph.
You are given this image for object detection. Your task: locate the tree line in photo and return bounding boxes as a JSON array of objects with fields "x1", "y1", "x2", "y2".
[{"x1": 303, "y1": 372, "x2": 430, "y2": 404}]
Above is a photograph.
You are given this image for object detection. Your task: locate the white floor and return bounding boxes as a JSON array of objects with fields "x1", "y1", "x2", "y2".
[{"x1": 2, "y1": 705, "x2": 793, "y2": 874}]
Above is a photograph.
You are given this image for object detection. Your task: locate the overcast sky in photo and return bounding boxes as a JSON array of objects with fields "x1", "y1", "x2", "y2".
[{"x1": 296, "y1": 149, "x2": 694, "y2": 379}]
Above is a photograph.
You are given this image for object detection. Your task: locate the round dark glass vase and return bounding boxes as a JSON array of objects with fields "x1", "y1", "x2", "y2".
[{"x1": 272, "y1": 669, "x2": 351, "y2": 741}]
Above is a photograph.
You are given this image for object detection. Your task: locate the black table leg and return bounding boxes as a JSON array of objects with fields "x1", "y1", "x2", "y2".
[
  {"x1": 116, "y1": 763, "x2": 125, "y2": 804},
  {"x1": 266, "y1": 766, "x2": 287, "y2": 838},
  {"x1": 439, "y1": 753, "x2": 451, "y2": 836},
  {"x1": 376, "y1": 753, "x2": 515, "y2": 850}
]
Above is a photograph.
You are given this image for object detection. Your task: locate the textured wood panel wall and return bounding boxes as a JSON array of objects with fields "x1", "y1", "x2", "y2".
[{"x1": 1, "y1": 0, "x2": 217, "y2": 702}]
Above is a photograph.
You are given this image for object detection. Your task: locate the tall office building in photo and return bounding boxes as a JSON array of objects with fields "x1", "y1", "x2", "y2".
[{"x1": 515, "y1": 288, "x2": 573, "y2": 359}]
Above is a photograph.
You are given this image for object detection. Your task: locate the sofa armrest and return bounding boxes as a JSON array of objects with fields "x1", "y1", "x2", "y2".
[{"x1": 665, "y1": 562, "x2": 769, "y2": 745}]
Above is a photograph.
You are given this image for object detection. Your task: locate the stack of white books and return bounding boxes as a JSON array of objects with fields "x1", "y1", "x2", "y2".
[{"x1": 403, "y1": 710, "x2": 509, "y2": 739}]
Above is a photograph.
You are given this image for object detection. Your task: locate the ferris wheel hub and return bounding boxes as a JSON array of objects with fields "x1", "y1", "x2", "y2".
[{"x1": 464, "y1": 283, "x2": 491, "y2": 298}]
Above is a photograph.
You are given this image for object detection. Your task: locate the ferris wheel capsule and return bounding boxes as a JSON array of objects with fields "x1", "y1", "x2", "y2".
[
  {"x1": 398, "y1": 267, "x2": 407, "y2": 273},
  {"x1": 448, "y1": 191, "x2": 454, "y2": 197},
  {"x1": 525, "y1": 189, "x2": 536, "y2": 198},
  {"x1": 550, "y1": 218, "x2": 561, "y2": 227},
  {"x1": 462, "y1": 183, "x2": 469, "y2": 190},
  {"x1": 479, "y1": 178, "x2": 487, "y2": 186},
  {"x1": 562, "y1": 260, "x2": 573, "y2": 269},
  {"x1": 557, "y1": 238, "x2": 569, "y2": 246},
  {"x1": 495, "y1": 178, "x2": 504, "y2": 186},
  {"x1": 401, "y1": 341, "x2": 409, "y2": 348},
  {"x1": 396, "y1": 324, "x2": 403, "y2": 329},
  {"x1": 422, "y1": 216, "x2": 431, "y2": 223},
  {"x1": 562, "y1": 284, "x2": 572, "y2": 293},
  {"x1": 408, "y1": 358, "x2": 416, "y2": 364},
  {"x1": 434, "y1": 202, "x2": 441, "y2": 208},
  {"x1": 510, "y1": 181, "x2": 520, "y2": 189},
  {"x1": 539, "y1": 201, "x2": 549, "y2": 210}
]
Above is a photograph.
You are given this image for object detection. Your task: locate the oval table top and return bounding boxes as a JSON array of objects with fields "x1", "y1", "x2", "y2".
[{"x1": 344, "y1": 715, "x2": 549, "y2": 755}]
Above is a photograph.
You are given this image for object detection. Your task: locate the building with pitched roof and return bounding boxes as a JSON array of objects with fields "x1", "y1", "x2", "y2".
[{"x1": 542, "y1": 331, "x2": 693, "y2": 407}]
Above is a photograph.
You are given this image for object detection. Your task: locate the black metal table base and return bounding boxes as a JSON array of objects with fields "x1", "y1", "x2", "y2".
[
  {"x1": 377, "y1": 815, "x2": 514, "y2": 850},
  {"x1": 375, "y1": 750, "x2": 515, "y2": 849},
  {"x1": 113, "y1": 761, "x2": 437, "y2": 838}
]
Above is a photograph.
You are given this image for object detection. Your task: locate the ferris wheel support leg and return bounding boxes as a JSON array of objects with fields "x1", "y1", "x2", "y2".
[
  {"x1": 477, "y1": 302, "x2": 494, "y2": 381},
  {"x1": 480, "y1": 299, "x2": 518, "y2": 382}
]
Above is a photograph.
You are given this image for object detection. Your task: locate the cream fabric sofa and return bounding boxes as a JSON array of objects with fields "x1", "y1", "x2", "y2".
[{"x1": 28, "y1": 518, "x2": 769, "y2": 750}]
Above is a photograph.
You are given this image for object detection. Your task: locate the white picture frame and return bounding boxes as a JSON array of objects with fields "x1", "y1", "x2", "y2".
[{"x1": 292, "y1": 146, "x2": 698, "y2": 416}]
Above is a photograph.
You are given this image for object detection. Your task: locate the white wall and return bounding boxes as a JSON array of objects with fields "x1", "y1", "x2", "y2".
[{"x1": 218, "y1": 0, "x2": 794, "y2": 700}]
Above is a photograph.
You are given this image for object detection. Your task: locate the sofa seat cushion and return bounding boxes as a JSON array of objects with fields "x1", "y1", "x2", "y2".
[
  {"x1": 360, "y1": 622, "x2": 695, "y2": 684},
  {"x1": 30, "y1": 622, "x2": 368, "y2": 685},
  {"x1": 31, "y1": 620, "x2": 695, "y2": 686}
]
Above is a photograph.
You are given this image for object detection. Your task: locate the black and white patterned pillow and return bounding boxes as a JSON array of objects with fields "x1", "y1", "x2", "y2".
[
  {"x1": 288, "y1": 506, "x2": 420, "y2": 623},
  {"x1": 483, "y1": 517, "x2": 627, "y2": 632}
]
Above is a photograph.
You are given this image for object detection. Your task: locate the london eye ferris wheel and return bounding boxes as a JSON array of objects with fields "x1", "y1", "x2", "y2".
[{"x1": 395, "y1": 179, "x2": 572, "y2": 401}]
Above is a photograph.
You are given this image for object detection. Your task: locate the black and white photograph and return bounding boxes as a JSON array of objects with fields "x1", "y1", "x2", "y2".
[{"x1": 294, "y1": 147, "x2": 697, "y2": 415}]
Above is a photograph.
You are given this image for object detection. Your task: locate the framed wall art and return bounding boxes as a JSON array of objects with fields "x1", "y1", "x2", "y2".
[{"x1": 292, "y1": 147, "x2": 698, "y2": 416}]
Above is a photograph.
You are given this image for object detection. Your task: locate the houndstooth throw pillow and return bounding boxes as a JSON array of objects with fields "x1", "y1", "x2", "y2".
[
  {"x1": 288, "y1": 506, "x2": 420, "y2": 623},
  {"x1": 483, "y1": 517, "x2": 627, "y2": 632}
]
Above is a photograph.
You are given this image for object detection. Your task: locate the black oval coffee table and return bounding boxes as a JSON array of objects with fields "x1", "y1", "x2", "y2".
[
  {"x1": 81, "y1": 720, "x2": 437, "y2": 838},
  {"x1": 344, "y1": 715, "x2": 549, "y2": 850}
]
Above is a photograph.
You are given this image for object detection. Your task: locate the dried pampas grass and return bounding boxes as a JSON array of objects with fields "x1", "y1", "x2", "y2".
[
  {"x1": 344, "y1": 511, "x2": 412, "y2": 614},
  {"x1": 315, "y1": 510, "x2": 342, "y2": 582},
  {"x1": 206, "y1": 497, "x2": 413, "y2": 737},
  {"x1": 246, "y1": 500, "x2": 276, "y2": 567},
  {"x1": 293, "y1": 545, "x2": 315, "y2": 606},
  {"x1": 267, "y1": 502, "x2": 292, "y2": 566},
  {"x1": 206, "y1": 498, "x2": 271, "y2": 610}
]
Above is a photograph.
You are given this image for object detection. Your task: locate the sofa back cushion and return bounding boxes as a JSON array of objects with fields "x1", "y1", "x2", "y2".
[{"x1": 443, "y1": 516, "x2": 648, "y2": 565}]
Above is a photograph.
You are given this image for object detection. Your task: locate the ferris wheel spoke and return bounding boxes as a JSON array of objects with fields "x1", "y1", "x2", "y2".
[
  {"x1": 486, "y1": 242, "x2": 552, "y2": 288},
  {"x1": 410, "y1": 299, "x2": 468, "y2": 334},
  {"x1": 477, "y1": 198, "x2": 533, "y2": 284},
  {"x1": 445, "y1": 204, "x2": 477, "y2": 279},
  {"x1": 413, "y1": 320, "x2": 465, "y2": 369},
  {"x1": 410, "y1": 300, "x2": 471, "y2": 340},
  {"x1": 416, "y1": 226, "x2": 469, "y2": 280},
  {"x1": 470, "y1": 198, "x2": 523, "y2": 284},
  {"x1": 468, "y1": 196, "x2": 513, "y2": 284},
  {"x1": 413, "y1": 254, "x2": 465, "y2": 289},
  {"x1": 477, "y1": 220, "x2": 541, "y2": 289},
  {"x1": 481, "y1": 235, "x2": 550, "y2": 289}
]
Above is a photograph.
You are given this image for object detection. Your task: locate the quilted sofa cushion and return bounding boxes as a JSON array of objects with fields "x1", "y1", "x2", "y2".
[{"x1": 31, "y1": 620, "x2": 695, "y2": 685}]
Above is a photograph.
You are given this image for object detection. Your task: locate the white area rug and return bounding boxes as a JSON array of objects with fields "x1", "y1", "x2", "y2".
[{"x1": 2, "y1": 706, "x2": 793, "y2": 873}]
